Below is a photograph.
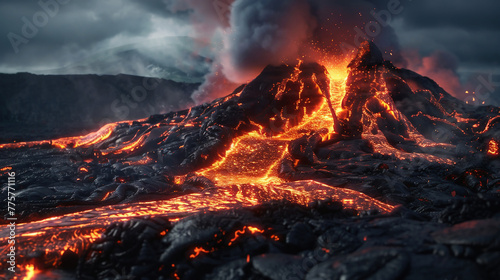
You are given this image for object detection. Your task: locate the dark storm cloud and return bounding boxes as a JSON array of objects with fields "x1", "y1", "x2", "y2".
[
  {"x1": 400, "y1": 0, "x2": 500, "y2": 31},
  {"x1": 221, "y1": 0, "x2": 316, "y2": 81},
  {"x1": 1, "y1": 0, "x2": 499, "y2": 103},
  {"x1": 0, "y1": 0, "x2": 191, "y2": 72},
  {"x1": 394, "y1": 0, "x2": 500, "y2": 68},
  {"x1": 189, "y1": 0, "x2": 409, "y2": 103}
]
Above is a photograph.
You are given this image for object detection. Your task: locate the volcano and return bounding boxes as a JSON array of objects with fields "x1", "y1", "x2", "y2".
[{"x1": 1, "y1": 42, "x2": 500, "y2": 279}]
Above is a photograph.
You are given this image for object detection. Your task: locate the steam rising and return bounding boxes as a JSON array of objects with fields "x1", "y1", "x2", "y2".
[{"x1": 178, "y1": 0, "x2": 405, "y2": 103}]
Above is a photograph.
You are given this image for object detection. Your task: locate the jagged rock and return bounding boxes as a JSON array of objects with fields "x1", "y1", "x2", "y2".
[
  {"x1": 2, "y1": 41, "x2": 500, "y2": 280},
  {"x1": 432, "y1": 218, "x2": 500, "y2": 247},
  {"x1": 286, "y1": 222, "x2": 316, "y2": 251},
  {"x1": 316, "y1": 227, "x2": 361, "y2": 255},
  {"x1": 405, "y1": 255, "x2": 484, "y2": 280},
  {"x1": 204, "y1": 259, "x2": 249, "y2": 280},
  {"x1": 306, "y1": 247, "x2": 409, "y2": 280},
  {"x1": 252, "y1": 254, "x2": 305, "y2": 280}
]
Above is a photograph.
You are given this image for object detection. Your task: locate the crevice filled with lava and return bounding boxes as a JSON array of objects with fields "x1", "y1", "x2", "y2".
[{"x1": 1, "y1": 42, "x2": 500, "y2": 279}]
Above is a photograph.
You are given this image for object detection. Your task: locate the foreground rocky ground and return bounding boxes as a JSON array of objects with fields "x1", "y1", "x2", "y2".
[
  {"x1": 74, "y1": 197, "x2": 499, "y2": 280},
  {"x1": 2, "y1": 42, "x2": 500, "y2": 279}
]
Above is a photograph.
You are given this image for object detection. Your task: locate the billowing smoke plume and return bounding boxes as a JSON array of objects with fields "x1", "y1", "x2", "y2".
[
  {"x1": 172, "y1": 0, "x2": 405, "y2": 103},
  {"x1": 220, "y1": 0, "x2": 317, "y2": 82},
  {"x1": 403, "y1": 50, "x2": 464, "y2": 97}
]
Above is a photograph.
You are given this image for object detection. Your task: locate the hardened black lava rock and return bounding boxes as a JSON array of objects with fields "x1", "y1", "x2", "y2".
[
  {"x1": 76, "y1": 199, "x2": 500, "y2": 280},
  {"x1": 2, "y1": 41, "x2": 500, "y2": 279},
  {"x1": 276, "y1": 42, "x2": 500, "y2": 220},
  {"x1": 439, "y1": 194, "x2": 500, "y2": 224},
  {"x1": 0, "y1": 62, "x2": 332, "y2": 222}
]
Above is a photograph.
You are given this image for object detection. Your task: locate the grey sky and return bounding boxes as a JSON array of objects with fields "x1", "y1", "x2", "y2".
[
  {"x1": 0, "y1": 0, "x2": 193, "y2": 73},
  {"x1": 1, "y1": 0, "x2": 499, "y2": 100},
  {"x1": 394, "y1": 0, "x2": 500, "y2": 71}
]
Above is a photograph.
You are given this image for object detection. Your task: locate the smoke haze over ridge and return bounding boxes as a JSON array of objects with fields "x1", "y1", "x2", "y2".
[{"x1": 0, "y1": 0, "x2": 499, "y2": 104}]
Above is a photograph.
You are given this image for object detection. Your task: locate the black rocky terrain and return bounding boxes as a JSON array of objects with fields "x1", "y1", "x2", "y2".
[
  {"x1": 1, "y1": 42, "x2": 500, "y2": 279},
  {"x1": 78, "y1": 199, "x2": 500, "y2": 280},
  {"x1": 0, "y1": 72, "x2": 197, "y2": 142},
  {"x1": 0, "y1": 62, "x2": 331, "y2": 220}
]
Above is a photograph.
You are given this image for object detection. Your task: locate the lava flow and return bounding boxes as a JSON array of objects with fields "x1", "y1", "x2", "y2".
[
  {"x1": 0, "y1": 56, "x2": 391, "y2": 278},
  {"x1": 2, "y1": 42, "x2": 500, "y2": 279},
  {"x1": 488, "y1": 139, "x2": 499, "y2": 156}
]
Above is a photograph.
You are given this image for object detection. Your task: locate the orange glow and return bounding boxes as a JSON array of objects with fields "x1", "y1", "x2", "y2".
[
  {"x1": 102, "y1": 133, "x2": 148, "y2": 156},
  {"x1": 342, "y1": 198, "x2": 354, "y2": 206},
  {"x1": 377, "y1": 99, "x2": 398, "y2": 119},
  {"x1": 189, "y1": 247, "x2": 210, "y2": 258},
  {"x1": 198, "y1": 103, "x2": 339, "y2": 186},
  {"x1": 228, "y1": 226, "x2": 265, "y2": 246},
  {"x1": 488, "y1": 140, "x2": 499, "y2": 156},
  {"x1": 123, "y1": 157, "x2": 153, "y2": 166},
  {"x1": 198, "y1": 61, "x2": 349, "y2": 186},
  {"x1": 20, "y1": 232, "x2": 44, "y2": 237},
  {"x1": 247, "y1": 226, "x2": 265, "y2": 234},
  {"x1": 174, "y1": 176, "x2": 184, "y2": 185},
  {"x1": 0, "y1": 60, "x2": 406, "y2": 273},
  {"x1": 477, "y1": 116, "x2": 500, "y2": 134},
  {"x1": 120, "y1": 135, "x2": 146, "y2": 152},
  {"x1": 0, "y1": 122, "x2": 117, "y2": 150},
  {"x1": 22, "y1": 264, "x2": 38, "y2": 280},
  {"x1": 229, "y1": 227, "x2": 247, "y2": 246},
  {"x1": 79, "y1": 167, "x2": 89, "y2": 173},
  {"x1": 73, "y1": 123, "x2": 116, "y2": 148},
  {"x1": 324, "y1": 58, "x2": 349, "y2": 82},
  {"x1": 0, "y1": 181, "x2": 395, "y2": 269},
  {"x1": 0, "y1": 166, "x2": 12, "y2": 171},
  {"x1": 101, "y1": 191, "x2": 112, "y2": 201}
]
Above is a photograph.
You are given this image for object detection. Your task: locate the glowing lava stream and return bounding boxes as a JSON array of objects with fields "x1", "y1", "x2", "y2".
[
  {"x1": 198, "y1": 73, "x2": 347, "y2": 186},
  {"x1": 0, "y1": 122, "x2": 120, "y2": 150},
  {"x1": 489, "y1": 139, "x2": 499, "y2": 156},
  {"x1": 0, "y1": 180, "x2": 395, "y2": 268},
  {"x1": 0, "y1": 66, "x2": 398, "y2": 277}
]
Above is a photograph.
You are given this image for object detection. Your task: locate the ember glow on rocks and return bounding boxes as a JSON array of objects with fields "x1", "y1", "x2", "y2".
[{"x1": 1, "y1": 42, "x2": 500, "y2": 279}]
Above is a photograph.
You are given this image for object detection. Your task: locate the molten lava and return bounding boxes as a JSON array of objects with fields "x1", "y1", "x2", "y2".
[
  {"x1": 198, "y1": 65, "x2": 348, "y2": 186},
  {"x1": 22, "y1": 264, "x2": 38, "y2": 280},
  {"x1": 488, "y1": 139, "x2": 499, "y2": 156},
  {"x1": 0, "y1": 56, "x2": 400, "y2": 277},
  {"x1": 0, "y1": 122, "x2": 118, "y2": 150},
  {"x1": 4, "y1": 43, "x2": 474, "y2": 277},
  {"x1": 189, "y1": 247, "x2": 211, "y2": 259}
]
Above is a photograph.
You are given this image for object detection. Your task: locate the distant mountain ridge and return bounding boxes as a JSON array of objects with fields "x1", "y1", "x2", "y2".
[
  {"x1": 0, "y1": 72, "x2": 199, "y2": 142},
  {"x1": 31, "y1": 36, "x2": 213, "y2": 84}
]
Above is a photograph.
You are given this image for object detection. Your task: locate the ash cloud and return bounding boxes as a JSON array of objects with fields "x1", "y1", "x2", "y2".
[
  {"x1": 404, "y1": 50, "x2": 464, "y2": 97},
  {"x1": 220, "y1": 0, "x2": 317, "y2": 82},
  {"x1": 393, "y1": 0, "x2": 500, "y2": 100},
  {"x1": 182, "y1": 0, "x2": 406, "y2": 103},
  {"x1": 1, "y1": 0, "x2": 498, "y2": 105},
  {"x1": 186, "y1": 0, "x2": 500, "y2": 103}
]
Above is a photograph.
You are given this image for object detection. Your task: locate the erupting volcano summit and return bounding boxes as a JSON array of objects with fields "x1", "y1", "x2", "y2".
[{"x1": 1, "y1": 42, "x2": 500, "y2": 279}]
